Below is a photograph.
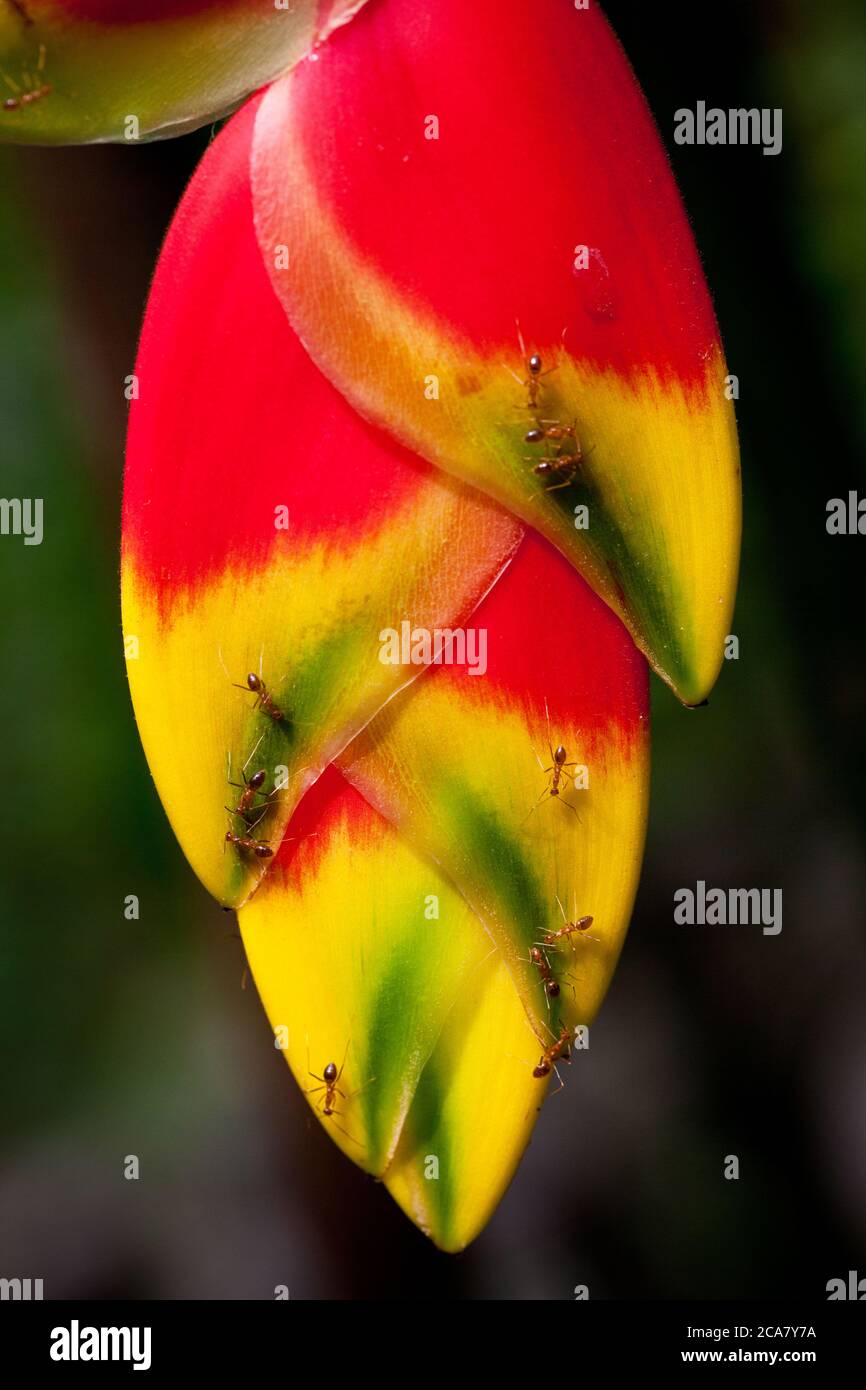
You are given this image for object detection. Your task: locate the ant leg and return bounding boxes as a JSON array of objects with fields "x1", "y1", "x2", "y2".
[
  {"x1": 305, "y1": 1040, "x2": 323, "y2": 1088},
  {"x1": 521, "y1": 787, "x2": 552, "y2": 825},
  {"x1": 335, "y1": 1037, "x2": 352, "y2": 1086},
  {"x1": 559, "y1": 972, "x2": 578, "y2": 1000},
  {"x1": 504, "y1": 1049, "x2": 535, "y2": 1071},
  {"x1": 548, "y1": 1065, "x2": 566, "y2": 1098},
  {"x1": 543, "y1": 697, "x2": 556, "y2": 765},
  {"x1": 326, "y1": 1114, "x2": 362, "y2": 1147},
  {"x1": 241, "y1": 734, "x2": 264, "y2": 778},
  {"x1": 345, "y1": 1075, "x2": 377, "y2": 1103}
]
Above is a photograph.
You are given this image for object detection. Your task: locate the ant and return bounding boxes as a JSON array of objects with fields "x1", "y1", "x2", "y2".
[
  {"x1": 526, "y1": 699, "x2": 582, "y2": 818},
  {"x1": 225, "y1": 828, "x2": 273, "y2": 858},
  {"x1": 506, "y1": 321, "x2": 559, "y2": 414},
  {"x1": 543, "y1": 895, "x2": 598, "y2": 949},
  {"x1": 234, "y1": 672, "x2": 284, "y2": 722},
  {"x1": 2, "y1": 45, "x2": 50, "y2": 111},
  {"x1": 225, "y1": 736, "x2": 281, "y2": 829},
  {"x1": 306, "y1": 1040, "x2": 374, "y2": 1146},
  {"x1": 218, "y1": 647, "x2": 288, "y2": 723},
  {"x1": 527, "y1": 944, "x2": 560, "y2": 1003},
  {"x1": 524, "y1": 420, "x2": 576, "y2": 446},
  {"x1": 227, "y1": 766, "x2": 267, "y2": 824},
  {"x1": 531, "y1": 452, "x2": 583, "y2": 491},
  {"x1": 533, "y1": 1023, "x2": 572, "y2": 1081}
]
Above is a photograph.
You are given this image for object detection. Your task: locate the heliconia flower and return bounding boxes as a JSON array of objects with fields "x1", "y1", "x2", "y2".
[
  {"x1": 0, "y1": 0, "x2": 736, "y2": 1246},
  {"x1": 121, "y1": 86, "x2": 650, "y2": 1247},
  {"x1": 0, "y1": 0, "x2": 368, "y2": 144},
  {"x1": 251, "y1": 0, "x2": 741, "y2": 706}
]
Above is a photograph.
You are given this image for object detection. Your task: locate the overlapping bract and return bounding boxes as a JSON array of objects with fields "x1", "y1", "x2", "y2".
[{"x1": 252, "y1": 0, "x2": 741, "y2": 705}]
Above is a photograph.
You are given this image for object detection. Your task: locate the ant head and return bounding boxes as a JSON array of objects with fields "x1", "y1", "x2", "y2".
[
  {"x1": 249, "y1": 770, "x2": 267, "y2": 790},
  {"x1": 528, "y1": 353, "x2": 542, "y2": 375},
  {"x1": 246, "y1": 673, "x2": 261, "y2": 691},
  {"x1": 532, "y1": 1061, "x2": 551, "y2": 1078},
  {"x1": 529, "y1": 946, "x2": 543, "y2": 963},
  {"x1": 225, "y1": 831, "x2": 234, "y2": 843},
  {"x1": 525, "y1": 427, "x2": 544, "y2": 444},
  {"x1": 323, "y1": 1062, "x2": 338, "y2": 1084},
  {"x1": 554, "y1": 744, "x2": 567, "y2": 765},
  {"x1": 254, "y1": 842, "x2": 273, "y2": 858}
]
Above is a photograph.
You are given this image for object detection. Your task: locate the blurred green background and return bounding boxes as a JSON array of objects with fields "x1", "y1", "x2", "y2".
[{"x1": 0, "y1": 0, "x2": 864, "y2": 1298}]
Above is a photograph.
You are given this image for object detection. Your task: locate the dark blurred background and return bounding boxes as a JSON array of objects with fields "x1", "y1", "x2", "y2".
[{"x1": 0, "y1": 0, "x2": 864, "y2": 1299}]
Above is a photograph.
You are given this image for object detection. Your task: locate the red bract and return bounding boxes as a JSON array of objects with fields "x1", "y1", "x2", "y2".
[{"x1": 252, "y1": 0, "x2": 741, "y2": 705}]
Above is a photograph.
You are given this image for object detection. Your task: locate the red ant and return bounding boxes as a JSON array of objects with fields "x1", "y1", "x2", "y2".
[
  {"x1": 2, "y1": 45, "x2": 50, "y2": 111},
  {"x1": 2, "y1": 84, "x2": 49, "y2": 109},
  {"x1": 533, "y1": 1023, "x2": 572, "y2": 1080},
  {"x1": 506, "y1": 321, "x2": 559, "y2": 413},
  {"x1": 543, "y1": 895, "x2": 598, "y2": 949},
  {"x1": 225, "y1": 828, "x2": 273, "y2": 858},
  {"x1": 234, "y1": 672, "x2": 284, "y2": 722},
  {"x1": 524, "y1": 421, "x2": 576, "y2": 446},
  {"x1": 219, "y1": 647, "x2": 287, "y2": 723},
  {"x1": 227, "y1": 766, "x2": 267, "y2": 823},
  {"x1": 526, "y1": 699, "x2": 582, "y2": 818},
  {"x1": 225, "y1": 736, "x2": 282, "y2": 830},
  {"x1": 531, "y1": 452, "x2": 584, "y2": 491},
  {"x1": 305, "y1": 1040, "x2": 374, "y2": 1146},
  {"x1": 527, "y1": 944, "x2": 560, "y2": 1003}
]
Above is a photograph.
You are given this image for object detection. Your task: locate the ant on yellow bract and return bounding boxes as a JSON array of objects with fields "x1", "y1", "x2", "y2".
[
  {"x1": 305, "y1": 1039, "x2": 375, "y2": 1147},
  {"x1": 525, "y1": 698, "x2": 583, "y2": 819}
]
